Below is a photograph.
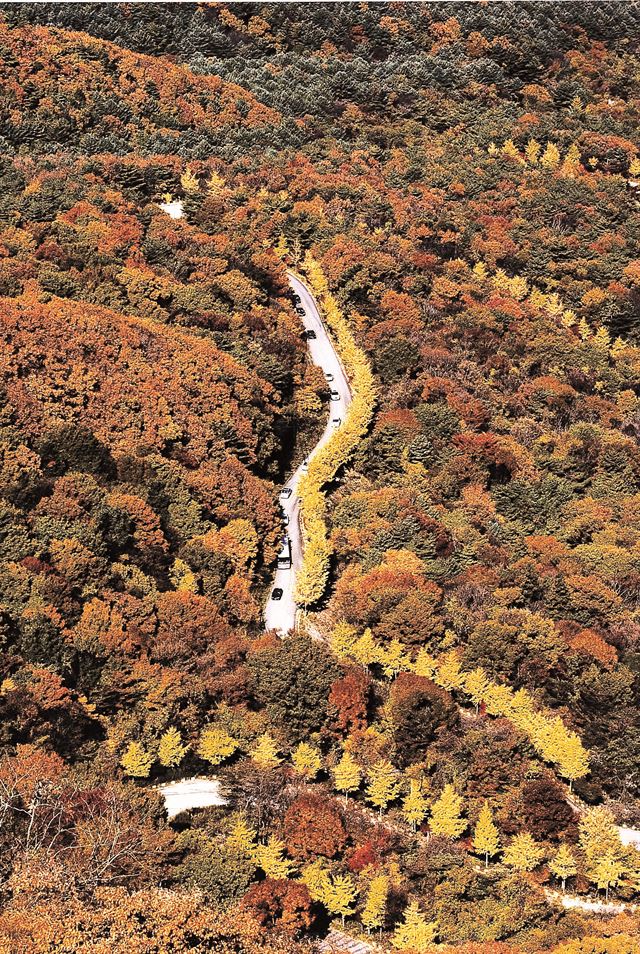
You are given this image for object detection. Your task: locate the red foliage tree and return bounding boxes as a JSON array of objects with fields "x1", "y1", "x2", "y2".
[
  {"x1": 328, "y1": 666, "x2": 371, "y2": 734},
  {"x1": 241, "y1": 879, "x2": 316, "y2": 937},
  {"x1": 283, "y1": 793, "x2": 347, "y2": 860}
]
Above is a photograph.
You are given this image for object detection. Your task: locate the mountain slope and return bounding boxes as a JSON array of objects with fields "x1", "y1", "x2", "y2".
[{"x1": 0, "y1": 19, "x2": 284, "y2": 155}]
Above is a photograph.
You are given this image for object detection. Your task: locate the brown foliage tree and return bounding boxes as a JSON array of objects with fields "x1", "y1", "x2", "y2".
[
  {"x1": 283, "y1": 793, "x2": 347, "y2": 860},
  {"x1": 328, "y1": 667, "x2": 371, "y2": 734},
  {"x1": 241, "y1": 879, "x2": 317, "y2": 937}
]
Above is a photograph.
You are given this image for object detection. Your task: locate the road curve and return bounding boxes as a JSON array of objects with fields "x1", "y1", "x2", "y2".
[{"x1": 264, "y1": 271, "x2": 352, "y2": 635}]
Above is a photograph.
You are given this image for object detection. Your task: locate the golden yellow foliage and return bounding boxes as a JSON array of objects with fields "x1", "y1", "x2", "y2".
[{"x1": 294, "y1": 255, "x2": 376, "y2": 605}]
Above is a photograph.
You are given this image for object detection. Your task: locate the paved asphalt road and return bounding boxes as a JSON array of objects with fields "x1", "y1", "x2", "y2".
[{"x1": 264, "y1": 271, "x2": 352, "y2": 635}]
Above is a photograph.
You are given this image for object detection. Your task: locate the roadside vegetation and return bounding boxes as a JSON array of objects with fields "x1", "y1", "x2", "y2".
[{"x1": 294, "y1": 252, "x2": 376, "y2": 607}]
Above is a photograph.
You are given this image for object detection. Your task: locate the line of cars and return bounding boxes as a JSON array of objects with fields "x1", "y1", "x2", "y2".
[
  {"x1": 292, "y1": 291, "x2": 317, "y2": 343},
  {"x1": 324, "y1": 370, "x2": 341, "y2": 415},
  {"x1": 269, "y1": 286, "x2": 343, "y2": 603},
  {"x1": 291, "y1": 290, "x2": 306, "y2": 317},
  {"x1": 271, "y1": 485, "x2": 293, "y2": 601}
]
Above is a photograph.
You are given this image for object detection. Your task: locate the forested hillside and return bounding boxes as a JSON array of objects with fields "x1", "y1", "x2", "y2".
[{"x1": 1, "y1": 4, "x2": 640, "y2": 952}]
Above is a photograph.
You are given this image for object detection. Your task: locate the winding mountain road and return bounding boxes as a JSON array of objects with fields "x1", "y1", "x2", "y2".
[
  {"x1": 156, "y1": 193, "x2": 350, "y2": 636},
  {"x1": 264, "y1": 271, "x2": 352, "y2": 636}
]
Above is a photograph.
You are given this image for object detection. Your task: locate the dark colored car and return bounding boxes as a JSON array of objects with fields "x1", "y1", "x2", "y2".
[
  {"x1": 296, "y1": 307, "x2": 306, "y2": 316},
  {"x1": 271, "y1": 587, "x2": 284, "y2": 601},
  {"x1": 302, "y1": 329, "x2": 316, "y2": 340},
  {"x1": 291, "y1": 293, "x2": 301, "y2": 304}
]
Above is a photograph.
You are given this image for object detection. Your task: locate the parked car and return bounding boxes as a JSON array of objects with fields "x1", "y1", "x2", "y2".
[
  {"x1": 279, "y1": 487, "x2": 292, "y2": 499},
  {"x1": 281, "y1": 512, "x2": 289, "y2": 527},
  {"x1": 302, "y1": 329, "x2": 316, "y2": 340},
  {"x1": 296, "y1": 307, "x2": 306, "y2": 316},
  {"x1": 331, "y1": 417, "x2": 342, "y2": 427},
  {"x1": 325, "y1": 372, "x2": 334, "y2": 383},
  {"x1": 271, "y1": 587, "x2": 284, "y2": 601},
  {"x1": 291, "y1": 293, "x2": 301, "y2": 304},
  {"x1": 277, "y1": 537, "x2": 292, "y2": 569},
  {"x1": 301, "y1": 459, "x2": 309, "y2": 473},
  {"x1": 330, "y1": 390, "x2": 340, "y2": 402}
]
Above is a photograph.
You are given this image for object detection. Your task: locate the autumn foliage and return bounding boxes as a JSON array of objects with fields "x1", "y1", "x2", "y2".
[{"x1": 1, "y1": 3, "x2": 640, "y2": 952}]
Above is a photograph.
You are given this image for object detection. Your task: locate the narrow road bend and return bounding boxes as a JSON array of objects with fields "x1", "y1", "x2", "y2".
[{"x1": 264, "y1": 271, "x2": 352, "y2": 635}]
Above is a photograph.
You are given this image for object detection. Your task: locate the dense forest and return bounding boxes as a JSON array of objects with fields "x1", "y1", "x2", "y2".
[{"x1": 1, "y1": 3, "x2": 640, "y2": 952}]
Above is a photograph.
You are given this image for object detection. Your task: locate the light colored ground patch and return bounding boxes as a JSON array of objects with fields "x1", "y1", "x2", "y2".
[
  {"x1": 319, "y1": 929, "x2": 378, "y2": 954},
  {"x1": 159, "y1": 199, "x2": 184, "y2": 219},
  {"x1": 547, "y1": 888, "x2": 638, "y2": 915},
  {"x1": 618, "y1": 825, "x2": 640, "y2": 849},
  {"x1": 158, "y1": 776, "x2": 226, "y2": 818}
]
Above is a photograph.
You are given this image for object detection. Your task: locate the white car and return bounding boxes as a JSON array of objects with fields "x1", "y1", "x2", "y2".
[
  {"x1": 279, "y1": 487, "x2": 292, "y2": 499},
  {"x1": 330, "y1": 390, "x2": 340, "y2": 402},
  {"x1": 325, "y1": 372, "x2": 334, "y2": 383},
  {"x1": 331, "y1": 417, "x2": 342, "y2": 428}
]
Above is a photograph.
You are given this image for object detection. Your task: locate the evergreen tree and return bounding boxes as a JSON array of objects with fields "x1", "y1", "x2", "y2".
[
  {"x1": 545, "y1": 575, "x2": 572, "y2": 619},
  {"x1": 473, "y1": 801, "x2": 500, "y2": 867},
  {"x1": 248, "y1": 636, "x2": 340, "y2": 741},
  {"x1": 429, "y1": 784, "x2": 466, "y2": 839}
]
